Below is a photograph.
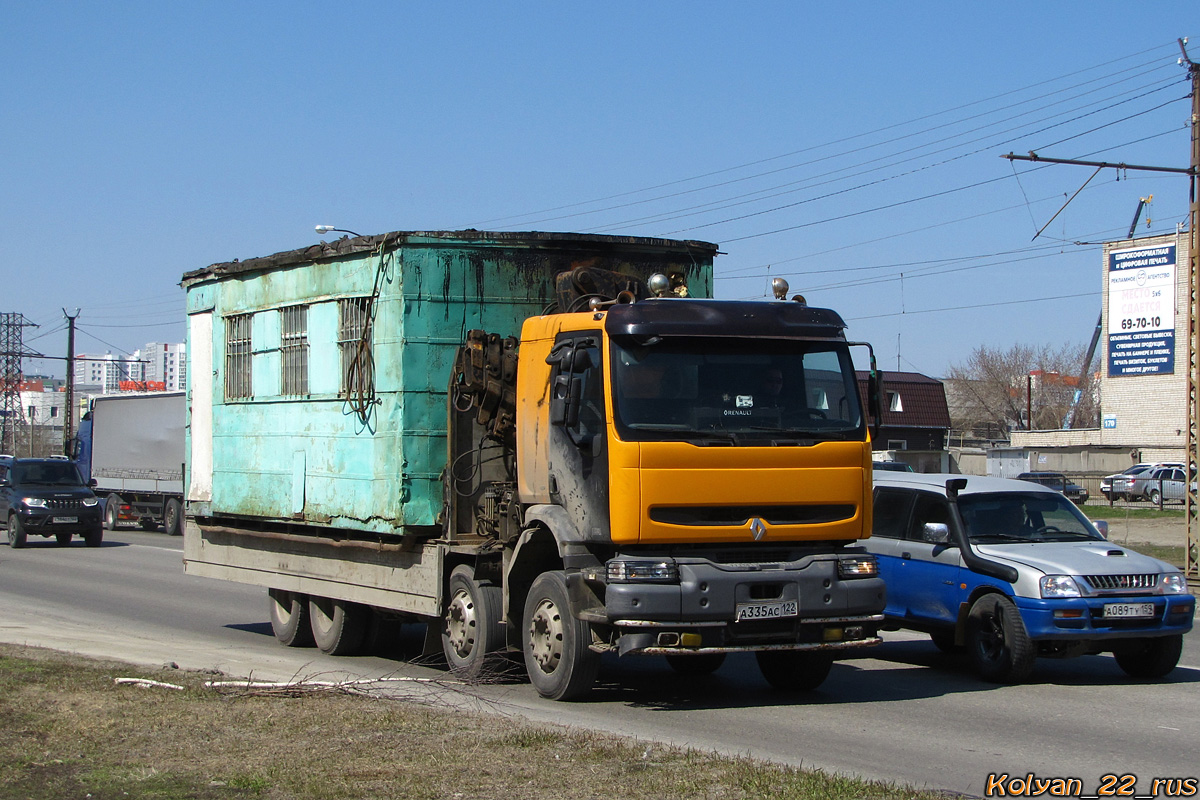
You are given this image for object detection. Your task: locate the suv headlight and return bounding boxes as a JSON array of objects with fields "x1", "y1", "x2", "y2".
[
  {"x1": 606, "y1": 559, "x2": 679, "y2": 583},
  {"x1": 22, "y1": 497, "x2": 47, "y2": 508},
  {"x1": 1040, "y1": 575, "x2": 1082, "y2": 598},
  {"x1": 838, "y1": 555, "x2": 879, "y2": 578},
  {"x1": 82, "y1": 497, "x2": 99, "y2": 507},
  {"x1": 1161, "y1": 573, "x2": 1189, "y2": 594}
]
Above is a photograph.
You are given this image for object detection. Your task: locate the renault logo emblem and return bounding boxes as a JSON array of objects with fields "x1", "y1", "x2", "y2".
[{"x1": 750, "y1": 518, "x2": 767, "y2": 541}]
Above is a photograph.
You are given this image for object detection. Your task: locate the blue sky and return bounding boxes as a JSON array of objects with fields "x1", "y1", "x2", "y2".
[{"x1": 4, "y1": 3, "x2": 1195, "y2": 378}]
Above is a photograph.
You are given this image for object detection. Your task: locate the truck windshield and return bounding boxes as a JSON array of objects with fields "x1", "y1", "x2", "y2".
[
  {"x1": 958, "y1": 492, "x2": 1103, "y2": 543},
  {"x1": 610, "y1": 337, "x2": 865, "y2": 443},
  {"x1": 13, "y1": 461, "x2": 86, "y2": 486}
]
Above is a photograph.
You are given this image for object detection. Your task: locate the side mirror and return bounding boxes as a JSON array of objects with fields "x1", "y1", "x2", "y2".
[
  {"x1": 922, "y1": 522, "x2": 951, "y2": 544},
  {"x1": 1093, "y1": 520, "x2": 1109, "y2": 539},
  {"x1": 89, "y1": 478, "x2": 98, "y2": 488}
]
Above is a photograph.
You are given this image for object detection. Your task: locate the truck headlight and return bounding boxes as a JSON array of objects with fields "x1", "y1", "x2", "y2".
[
  {"x1": 1040, "y1": 575, "x2": 1082, "y2": 598},
  {"x1": 838, "y1": 555, "x2": 878, "y2": 578},
  {"x1": 1160, "y1": 573, "x2": 1189, "y2": 594},
  {"x1": 607, "y1": 559, "x2": 679, "y2": 583},
  {"x1": 22, "y1": 497, "x2": 47, "y2": 508},
  {"x1": 82, "y1": 497, "x2": 99, "y2": 507}
]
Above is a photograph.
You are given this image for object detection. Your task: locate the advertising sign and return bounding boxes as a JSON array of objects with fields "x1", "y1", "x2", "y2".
[{"x1": 1107, "y1": 244, "x2": 1175, "y2": 376}]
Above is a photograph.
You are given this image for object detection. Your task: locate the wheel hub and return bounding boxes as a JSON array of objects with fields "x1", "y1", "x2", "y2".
[
  {"x1": 445, "y1": 588, "x2": 477, "y2": 658},
  {"x1": 528, "y1": 598, "x2": 564, "y2": 673}
]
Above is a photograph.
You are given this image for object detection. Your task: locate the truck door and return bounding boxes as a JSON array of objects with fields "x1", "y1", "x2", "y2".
[{"x1": 546, "y1": 332, "x2": 609, "y2": 539}]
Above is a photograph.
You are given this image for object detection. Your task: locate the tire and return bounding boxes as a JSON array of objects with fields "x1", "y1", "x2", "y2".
[
  {"x1": 8, "y1": 515, "x2": 28, "y2": 549},
  {"x1": 55, "y1": 531, "x2": 73, "y2": 546},
  {"x1": 163, "y1": 498, "x2": 183, "y2": 537},
  {"x1": 104, "y1": 495, "x2": 122, "y2": 530},
  {"x1": 308, "y1": 596, "x2": 369, "y2": 656},
  {"x1": 442, "y1": 564, "x2": 504, "y2": 679},
  {"x1": 755, "y1": 650, "x2": 834, "y2": 691},
  {"x1": 665, "y1": 653, "x2": 727, "y2": 676},
  {"x1": 1113, "y1": 635, "x2": 1183, "y2": 679},
  {"x1": 268, "y1": 588, "x2": 315, "y2": 647},
  {"x1": 83, "y1": 526, "x2": 104, "y2": 548},
  {"x1": 1149, "y1": 489, "x2": 1162, "y2": 506},
  {"x1": 522, "y1": 571, "x2": 599, "y2": 700},
  {"x1": 929, "y1": 630, "x2": 962, "y2": 653},
  {"x1": 966, "y1": 594, "x2": 1036, "y2": 683}
]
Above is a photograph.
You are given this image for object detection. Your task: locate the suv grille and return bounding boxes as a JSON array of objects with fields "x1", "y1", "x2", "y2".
[
  {"x1": 1082, "y1": 574, "x2": 1157, "y2": 592},
  {"x1": 46, "y1": 498, "x2": 85, "y2": 511}
]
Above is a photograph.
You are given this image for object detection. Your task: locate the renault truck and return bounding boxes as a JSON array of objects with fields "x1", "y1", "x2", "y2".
[{"x1": 182, "y1": 230, "x2": 885, "y2": 699}]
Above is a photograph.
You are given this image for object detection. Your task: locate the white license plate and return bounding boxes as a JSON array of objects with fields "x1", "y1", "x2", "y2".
[
  {"x1": 52, "y1": 516, "x2": 79, "y2": 524},
  {"x1": 1104, "y1": 602, "x2": 1155, "y2": 619},
  {"x1": 736, "y1": 600, "x2": 798, "y2": 621}
]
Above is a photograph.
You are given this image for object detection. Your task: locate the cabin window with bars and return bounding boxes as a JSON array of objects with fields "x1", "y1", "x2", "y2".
[
  {"x1": 224, "y1": 313, "x2": 253, "y2": 399},
  {"x1": 280, "y1": 304, "x2": 309, "y2": 397},
  {"x1": 338, "y1": 297, "x2": 373, "y2": 397}
]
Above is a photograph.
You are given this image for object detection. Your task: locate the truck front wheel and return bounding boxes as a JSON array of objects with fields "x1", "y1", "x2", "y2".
[
  {"x1": 966, "y1": 594, "x2": 1035, "y2": 683},
  {"x1": 104, "y1": 496, "x2": 122, "y2": 530},
  {"x1": 269, "y1": 588, "x2": 315, "y2": 647},
  {"x1": 522, "y1": 571, "x2": 599, "y2": 700},
  {"x1": 755, "y1": 650, "x2": 833, "y2": 691},
  {"x1": 1113, "y1": 635, "x2": 1183, "y2": 679},
  {"x1": 442, "y1": 565, "x2": 503, "y2": 679},
  {"x1": 308, "y1": 596, "x2": 368, "y2": 656}
]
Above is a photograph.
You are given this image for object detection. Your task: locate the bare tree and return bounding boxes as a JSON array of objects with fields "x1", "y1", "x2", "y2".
[{"x1": 944, "y1": 342, "x2": 1098, "y2": 441}]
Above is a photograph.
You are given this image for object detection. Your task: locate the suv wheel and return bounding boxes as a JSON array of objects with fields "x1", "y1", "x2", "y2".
[
  {"x1": 966, "y1": 594, "x2": 1035, "y2": 683},
  {"x1": 7, "y1": 514, "x2": 28, "y2": 548}
]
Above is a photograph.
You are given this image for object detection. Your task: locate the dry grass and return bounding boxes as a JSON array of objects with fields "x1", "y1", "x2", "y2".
[{"x1": 0, "y1": 644, "x2": 951, "y2": 800}]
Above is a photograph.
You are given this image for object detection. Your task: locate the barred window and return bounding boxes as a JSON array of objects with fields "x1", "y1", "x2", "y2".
[
  {"x1": 338, "y1": 297, "x2": 372, "y2": 396},
  {"x1": 224, "y1": 313, "x2": 253, "y2": 399},
  {"x1": 280, "y1": 305, "x2": 309, "y2": 397}
]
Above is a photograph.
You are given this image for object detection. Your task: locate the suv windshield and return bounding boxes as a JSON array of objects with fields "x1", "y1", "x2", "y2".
[
  {"x1": 610, "y1": 337, "x2": 865, "y2": 443},
  {"x1": 958, "y1": 492, "x2": 1102, "y2": 543},
  {"x1": 12, "y1": 461, "x2": 86, "y2": 487}
]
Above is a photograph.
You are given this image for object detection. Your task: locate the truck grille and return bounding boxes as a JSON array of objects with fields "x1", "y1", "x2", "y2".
[
  {"x1": 1082, "y1": 574, "x2": 1158, "y2": 592},
  {"x1": 46, "y1": 498, "x2": 85, "y2": 511},
  {"x1": 650, "y1": 504, "x2": 855, "y2": 527}
]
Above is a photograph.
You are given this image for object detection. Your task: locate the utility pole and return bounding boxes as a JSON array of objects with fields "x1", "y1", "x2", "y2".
[
  {"x1": 0, "y1": 312, "x2": 42, "y2": 455},
  {"x1": 63, "y1": 309, "x2": 80, "y2": 456},
  {"x1": 1003, "y1": 38, "x2": 1200, "y2": 577}
]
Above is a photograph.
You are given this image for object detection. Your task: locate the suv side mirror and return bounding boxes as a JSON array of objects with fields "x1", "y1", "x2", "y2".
[
  {"x1": 88, "y1": 478, "x2": 98, "y2": 488},
  {"x1": 1093, "y1": 520, "x2": 1109, "y2": 539},
  {"x1": 922, "y1": 522, "x2": 951, "y2": 544}
]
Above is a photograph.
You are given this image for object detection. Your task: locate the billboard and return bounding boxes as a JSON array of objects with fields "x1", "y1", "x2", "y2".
[{"x1": 1106, "y1": 244, "x2": 1175, "y2": 377}]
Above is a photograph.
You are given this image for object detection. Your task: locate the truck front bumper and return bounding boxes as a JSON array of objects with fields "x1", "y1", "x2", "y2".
[{"x1": 583, "y1": 551, "x2": 886, "y2": 655}]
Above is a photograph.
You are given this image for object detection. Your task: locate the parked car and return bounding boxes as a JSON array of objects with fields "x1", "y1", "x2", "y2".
[
  {"x1": 1107, "y1": 462, "x2": 1185, "y2": 502},
  {"x1": 863, "y1": 473, "x2": 1193, "y2": 682},
  {"x1": 1015, "y1": 471, "x2": 1089, "y2": 504},
  {"x1": 1127, "y1": 466, "x2": 1190, "y2": 504},
  {"x1": 0, "y1": 457, "x2": 104, "y2": 548},
  {"x1": 1101, "y1": 464, "x2": 1154, "y2": 501},
  {"x1": 873, "y1": 461, "x2": 915, "y2": 472}
]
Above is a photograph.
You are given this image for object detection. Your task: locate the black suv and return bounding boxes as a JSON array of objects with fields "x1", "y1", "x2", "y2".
[
  {"x1": 1015, "y1": 471, "x2": 1089, "y2": 505},
  {"x1": 0, "y1": 457, "x2": 103, "y2": 547}
]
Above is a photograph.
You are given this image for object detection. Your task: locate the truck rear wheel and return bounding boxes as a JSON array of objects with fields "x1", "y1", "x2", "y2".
[
  {"x1": 308, "y1": 596, "x2": 368, "y2": 656},
  {"x1": 7, "y1": 515, "x2": 27, "y2": 548},
  {"x1": 522, "y1": 571, "x2": 599, "y2": 700},
  {"x1": 1113, "y1": 635, "x2": 1183, "y2": 679},
  {"x1": 442, "y1": 565, "x2": 503, "y2": 679},
  {"x1": 104, "y1": 495, "x2": 122, "y2": 530},
  {"x1": 163, "y1": 498, "x2": 183, "y2": 537},
  {"x1": 269, "y1": 588, "x2": 315, "y2": 647},
  {"x1": 755, "y1": 650, "x2": 833, "y2": 691}
]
